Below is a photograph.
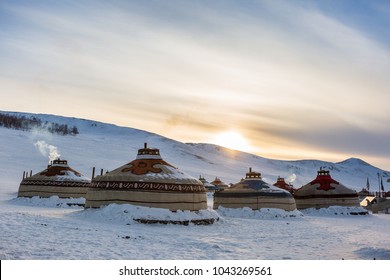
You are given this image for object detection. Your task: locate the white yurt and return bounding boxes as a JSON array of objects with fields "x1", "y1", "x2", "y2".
[
  {"x1": 293, "y1": 169, "x2": 360, "y2": 209},
  {"x1": 210, "y1": 177, "x2": 229, "y2": 190},
  {"x1": 213, "y1": 168, "x2": 296, "y2": 211},
  {"x1": 85, "y1": 143, "x2": 208, "y2": 211},
  {"x1": 199, "y1": 175, "x2": 220, "y2": 191},
  {"x1": 18, "y1": 159, "x2": 91, "y2": 198}
]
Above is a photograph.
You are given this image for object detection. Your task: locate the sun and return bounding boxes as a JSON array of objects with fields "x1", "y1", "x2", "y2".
[{"x1": 210, "y1": 130, "x2": 253, "y2": 153}]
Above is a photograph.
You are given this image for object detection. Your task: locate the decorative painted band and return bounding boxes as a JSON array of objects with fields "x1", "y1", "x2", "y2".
[
  {"x1": 20, "y1": 180, "x2": 90, "y2": 187},
  {"x1": 89, "y1": 181, "x2": 206, "y2": 192},
  {"x1": 85, "y1": 198, "x2": 208, "y2": 204},
  {"x1": 293, "y1": 193, "x2": 358, "y2": 199}
]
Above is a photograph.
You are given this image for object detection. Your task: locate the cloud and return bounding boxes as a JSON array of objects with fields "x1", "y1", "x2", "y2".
[{"x1": 1, "y1": 0, "x2": 390, "y2": 169}]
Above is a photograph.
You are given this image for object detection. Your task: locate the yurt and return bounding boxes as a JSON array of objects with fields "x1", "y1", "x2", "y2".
[
  {"x1": 273, "y1": 177, "x2": 295, "y2": 193},
  {"x1": 85, "y1": 143, "x2": 208, "y2": 211},
  {"x1": 199, "y1": 175, "x2": 220, "y2": 191},
  {"x1": 213, "y1": 168, "x2": 296, "y2": 211},
  {"x1": 18, "y1": 158, "x2": 90, "y2": 198},
  {"x1": 210, "y1": 177, "x2": 229, "y2": 190},
  {"x1": 293, "y1": 169, "x2": 360, "y2": 209}
]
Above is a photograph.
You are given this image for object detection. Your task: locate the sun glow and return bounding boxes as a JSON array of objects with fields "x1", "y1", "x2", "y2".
[{"x1": 210, "y1": 130, "x2": 253, "y2": 153}]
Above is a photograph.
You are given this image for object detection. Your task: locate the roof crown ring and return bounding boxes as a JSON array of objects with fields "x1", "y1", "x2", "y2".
[{"x1": 246, "y1": 167, "x2": 261, "y2": 179}]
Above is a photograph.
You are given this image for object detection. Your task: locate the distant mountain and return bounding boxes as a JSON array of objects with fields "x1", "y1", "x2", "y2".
[{"x1": 0, "y1": 110, "x2": 389, "y2": 195}]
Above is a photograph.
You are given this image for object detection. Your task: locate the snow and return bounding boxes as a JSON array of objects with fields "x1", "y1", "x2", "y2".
[
  {"x1": 217, "y1": 206, "x2": 304, "y2": 219},
  {"x1": 52, "y1": 170, "x2": 90, "y2": 182},
  {"x1": 1, "y1": 195, "x2": 389, "y2": 260},
  {"x1": 9, "y1": 196, "x2": 85, "y2": 208},
  {"x1": 1, "y1": 111, "x2": 390, "y2": 260},
  {"x1": 300, "y1": 206, "x2": 368, "y2": 216},
  {"x1": 142, "y1": 165, "x2": 200, "y2": 181}
]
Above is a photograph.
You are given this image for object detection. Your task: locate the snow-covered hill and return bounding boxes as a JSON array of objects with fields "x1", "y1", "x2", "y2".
[
  {"x1": 1, "y1": 111, "x2": 390, "y2": 261},
  {"x1": 1, "y1": 110, "x2": 389, "y2": 199}
]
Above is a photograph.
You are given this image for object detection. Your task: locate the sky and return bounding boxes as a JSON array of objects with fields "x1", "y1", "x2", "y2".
[{"x1": 1, "y1": 0, "x2": 390, "y2": 170}]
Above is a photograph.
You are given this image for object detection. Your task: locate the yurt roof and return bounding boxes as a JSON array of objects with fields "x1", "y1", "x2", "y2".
[
  {"x1": 92, "y1": 143, "x2": 203, "y2": 187},
  {"x1": 22, "y1": 159, "x2": 90, "y2": 182},
  {"x1": 222, "y1": 168, "x2": 290, "y2": 193},
  {"x1": 273, "y1": 177, "x2": 289, "y2": 188},
  {"x1": 210, "y1": 177, "x2": 228, "y2": 186},
  {"x1": 295, "y1": 169, "x2": 356, "y2": 194},
  {"x1": 273, "y1": 177, "x2": 294, "y2": 191},
  {"x1": 199, "y1": 176, "x2": 214, "y2": 187}
]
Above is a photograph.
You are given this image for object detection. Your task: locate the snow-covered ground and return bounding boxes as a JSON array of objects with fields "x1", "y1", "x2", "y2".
[
  {"x1": 1, "y1": 194, "x2": 389, "y2": 260},
  {"x1": 1, "y1": 111, "x2": 389, "y2": 260}
]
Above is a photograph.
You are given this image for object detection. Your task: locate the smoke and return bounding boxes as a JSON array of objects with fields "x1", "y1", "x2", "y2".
[
  {"x1": 286, "y1": 173, "x2": 297, "y2": 183},
  {"x1": 34, "y1": 140, "x2": 61, "y2": 163}
]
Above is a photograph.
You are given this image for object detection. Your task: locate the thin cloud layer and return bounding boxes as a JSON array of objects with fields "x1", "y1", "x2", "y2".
[{"x1": 0, "y1": 0, "x2": 389, "y2": 169}]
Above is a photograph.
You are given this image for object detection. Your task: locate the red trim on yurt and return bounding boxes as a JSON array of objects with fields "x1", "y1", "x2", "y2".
[
  {"x1": 309, "y1": 170, "x2": 339, "y2": 191},
  {"x1": 273, "y1": 177, "x2": 294, "y2": 193},
  {"x1": 122, "y1": 159, "x2": 175, "y2": 175}
]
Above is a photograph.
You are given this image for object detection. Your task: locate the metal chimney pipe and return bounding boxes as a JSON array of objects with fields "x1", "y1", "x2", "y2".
[{"x1": 92, "y1": 167, "x2": 95, "y2": 179}]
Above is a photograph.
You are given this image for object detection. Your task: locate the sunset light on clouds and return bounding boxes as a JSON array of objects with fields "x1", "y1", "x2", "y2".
[{"x1": 1, "y1": 0, "x2": 390, "y2": 169}]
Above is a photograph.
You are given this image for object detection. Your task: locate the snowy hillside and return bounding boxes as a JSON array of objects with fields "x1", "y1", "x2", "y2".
[
  {"x1": 1, "y1": 110, "x2": 389, "y2": 198},
  {"x1": 1, "y1": 111, "x2": 390, "y2": 261}
]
